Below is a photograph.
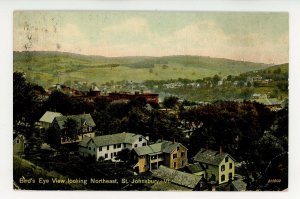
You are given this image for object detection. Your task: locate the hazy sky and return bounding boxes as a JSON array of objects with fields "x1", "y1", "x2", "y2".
[{"x1": 14, "y1": 11, "x2": 288, "y2": 64}]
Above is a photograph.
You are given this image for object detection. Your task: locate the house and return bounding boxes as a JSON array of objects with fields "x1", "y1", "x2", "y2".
[
  {"x1": 52, "y1": 113, "x2": 96, "y2": 144},
  {"x1": 13, "y1": 134, "x2": 26, "y2": 156},
  {"x1": 78, "y1": 132, "x2": 149, "y2": 161},
  {"x1": 193, "y1": 148, "x2": 235, "y2": 184},
  {"x1": 39, "y1": 111, "x2": 63, "y2": 130},
  {"x1": 132, "y1": 140, "x2": 188, "y2": 173},
  {"x1": 151, "y1": 165, "x2": 203, "y2": 191}
]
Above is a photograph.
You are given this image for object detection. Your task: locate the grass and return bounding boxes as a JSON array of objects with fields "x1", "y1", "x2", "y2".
[{"x1": 14, "y1": 51, "x2": 269, "y2": 88}]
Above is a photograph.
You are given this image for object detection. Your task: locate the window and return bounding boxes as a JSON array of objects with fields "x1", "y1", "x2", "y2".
[
  {"x1": 229, "y1": 172, "x2": 232, "y2": 180},
  {"x1": 221, "y1": 165, "x2": 225, "y2": 172},
  {"x1": 139, "y1": 137, "x2": 142, "y2": 142},
  {"x1": 99, "y1": 147, "x2": 102, "y2": 152},
  {"x1": 177, "y1": 147, "x2": 180, "y2": 151},
  {"x1": 142, "y1": 142, "x2": 146, "y2": 146},
  {"x1": 113, "y1": 144, "x2": 116, "y2": 149},
  {"x1": 181, "y1": 152, "x2": 185, "y2": 157},
  {"x1": 105, "y1": 154, "x2": 108, "y2": 158},
  {"x1": 134, "y1": 144, "x2": 138, "y2": 148},
  {"x1": 225, "y1": 156, "x2": 229, "y2": 163},
  {"x1": 111, "y1": 153, "x2": 113, "y2": 158},
  {"x1": 173, "y1": 162, "x2": 176, "y2": 168},
  {"x1": 229, "y1": 163, "x2": 233, "y2": 169},
  {"x1": 93, "y1": 148, "x2": 95, "y2": 151},
  {"x1": 173, "y1": 154, "x2": 177, "y2": 159},
  {"x1": 83, "y1": 128, "x2": 87, "y2": 133},
  {"x1": 123, "y1": 143, "x2": 126, "y2": 148},
  {"x1": 16, "y1": 140, "x2": 19, "y2": 144},
  {"x1": 88, "y1": 147, "x2": 91, "y2": 150},
  {"x1": 114, "y1": 152, "x2": 117, "y2": 156},
  {"x1": 221, "y1": 175, "x2": 225, "y2": 182},
  {"x1": 182, "y1": 160, "x2": 184, "y2": 166},
  {"x1": 107, "y1": 146, "x2": 109, "y2": 150},
  {"x1": 89, "y1": 127, "x2": 92, "y2": 132},
  {"x1": 117, "y1": 144, "x2": 121, "y2": 148}
]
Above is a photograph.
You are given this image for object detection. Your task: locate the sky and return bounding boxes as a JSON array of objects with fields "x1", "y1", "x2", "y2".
[{"x1": 14, "y1": 11, "x2": 288, "y2": 64}]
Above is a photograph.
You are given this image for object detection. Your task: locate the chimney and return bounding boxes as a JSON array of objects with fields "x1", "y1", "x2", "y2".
[
  {"x1": 219, "y1": 146, "x2": 223, "y2": 154},
  {"x1": 173, "y1": 138, "x2": 176, "y2": 144}
]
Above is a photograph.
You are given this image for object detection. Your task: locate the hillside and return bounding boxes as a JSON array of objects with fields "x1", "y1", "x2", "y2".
[{"x1": 13, "y1": 51, "x2": 270, "y2": 88}]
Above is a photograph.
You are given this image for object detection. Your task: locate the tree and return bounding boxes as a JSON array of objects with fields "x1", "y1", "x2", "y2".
[
  {"x1": 63, "y1": 118, "x2": 78, "y2": 141},
  {"x1": 45, "y1": 126, "x2": 61, "y2": 149},
  {"x1": 163, "y1": 96, "x2": 178, "y2": 109},
  {"x1": 115, "y1": 148, "x2": 130, "y2": 162},
  {"x1": 13, "y1": 72, "x2": 39, "y2": 128}
]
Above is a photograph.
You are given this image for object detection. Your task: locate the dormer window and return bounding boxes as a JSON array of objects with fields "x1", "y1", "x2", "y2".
[
  {"x1": 225, "y1": 156, "x2": 229, "y2": 163},
  {"x1": 139, "y1": 137, "x2": 142, "y2": 142}
]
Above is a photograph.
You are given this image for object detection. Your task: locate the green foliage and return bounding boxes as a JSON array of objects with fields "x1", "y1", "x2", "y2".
[
  {"x1": 45, "y1": 126, "x2": 61, "y2": 149},
  {"x1": 163, "y1": 96, "x2": 179, "y2": 108},
  {"x1": 63, "y1": 118, "x2": 78, "y2": 141}
]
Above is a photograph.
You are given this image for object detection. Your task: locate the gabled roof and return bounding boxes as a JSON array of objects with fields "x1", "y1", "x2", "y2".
[
  {"x1": 39, "y1": 111, "x2": 63, "y2": 123},
  {"x1": 79, "y1": 132, "x2": 145, "y2": 147},
  {"x1": 186, "y1": 163, "x2": 205, "y2": 174},
  {"x1": 54, "y1": 113, "x2": 95, "y2": 130},
  {"x1": 193, "y1": 148, "x2": 235, "y2": 166},
  {"x1": 134, "y1": 141, "x2": 186, "y2": 156},
  {"x1": 151, "y1": 165, "x2": 202, "y2": 189}
]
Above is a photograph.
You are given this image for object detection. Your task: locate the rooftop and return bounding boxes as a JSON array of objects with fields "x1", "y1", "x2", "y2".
[
  {"x1": 39, "y1": 111, "x2": 63, "y2": 123},
  {"x1": 134, "y1": 140, "x2": 185, "y2": 156},
  {"x1": 193, "y1": 148, "x2": 235, "y2": 166},
  {"x1": 79, "y1": 132, "x2": 146, "y2": 147},
  {"x1": 151, "y1": 165, "x2": 202, "y2": 189},
  {"x1": 54, "y1": 113, "x2": 95, "y2": 130}
]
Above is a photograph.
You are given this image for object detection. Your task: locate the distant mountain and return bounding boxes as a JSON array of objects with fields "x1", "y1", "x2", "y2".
[{"x1": 13, "y1": 51, "x2": 271, "y2": 87}]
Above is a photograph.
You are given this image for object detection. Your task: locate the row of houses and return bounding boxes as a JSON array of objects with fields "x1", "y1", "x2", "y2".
[
  {"x1": 15, "y1": 110, "x2": 239, "y2": 190},
  {"x1": 77, "y1": 132, "x2": 236, "y2": 186}
]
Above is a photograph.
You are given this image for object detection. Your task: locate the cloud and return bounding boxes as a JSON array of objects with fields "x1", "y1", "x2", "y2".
[{"x1": 14, "y1": 13, "x2": 288, "y2": 64}]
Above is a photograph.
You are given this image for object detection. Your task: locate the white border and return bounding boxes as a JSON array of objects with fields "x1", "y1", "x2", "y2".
[{"x1": 1, "y1": 0, "x2": 300, "y2": 199}]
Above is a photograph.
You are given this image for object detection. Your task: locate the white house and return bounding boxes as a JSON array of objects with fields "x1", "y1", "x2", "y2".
[{"x1": 78, "y1": 132, "x2": 149, "y2": 161}]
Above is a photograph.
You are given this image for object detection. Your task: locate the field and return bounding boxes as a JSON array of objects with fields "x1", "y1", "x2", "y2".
[{"x1": 13, "y1": 51, "x2": 270, "y2": 88}]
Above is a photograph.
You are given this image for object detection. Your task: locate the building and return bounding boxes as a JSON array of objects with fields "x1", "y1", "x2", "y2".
[
  {"x1": 151, "y1": 165, "x2": 203, "y2": 191},
  {"x1": 52, "y1": 113, "x2": 96, "y2": 144},
  {"x1": 13, "y1": 134, "x2": 26, "y2": 156},
  {"x1": 108, "y1": 91, "x2": 159, "y2": 104},
  {"x1": 39, "y1": 111, "x2": 63, "y2": 130},
  {"x1": 193, "y1": 148, "x2": 235, "y2": 184},
  {"x1": 132, "y1": 140, "x2": 188, "y2": 173},
  {"x1": 78, "y1": 132, "x2": 149, "y2": 161}
]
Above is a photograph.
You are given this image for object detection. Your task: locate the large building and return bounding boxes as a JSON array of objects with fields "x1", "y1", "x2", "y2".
[
  {"x1": 132, "y1": 140, "x2": 188, "y2": 173},
  {"x1": 108, "y1": 91, "x2": 159, "y2": 104},
  {"x1": 78, "y1": 132, "x2": 149, "y2": 161}
]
